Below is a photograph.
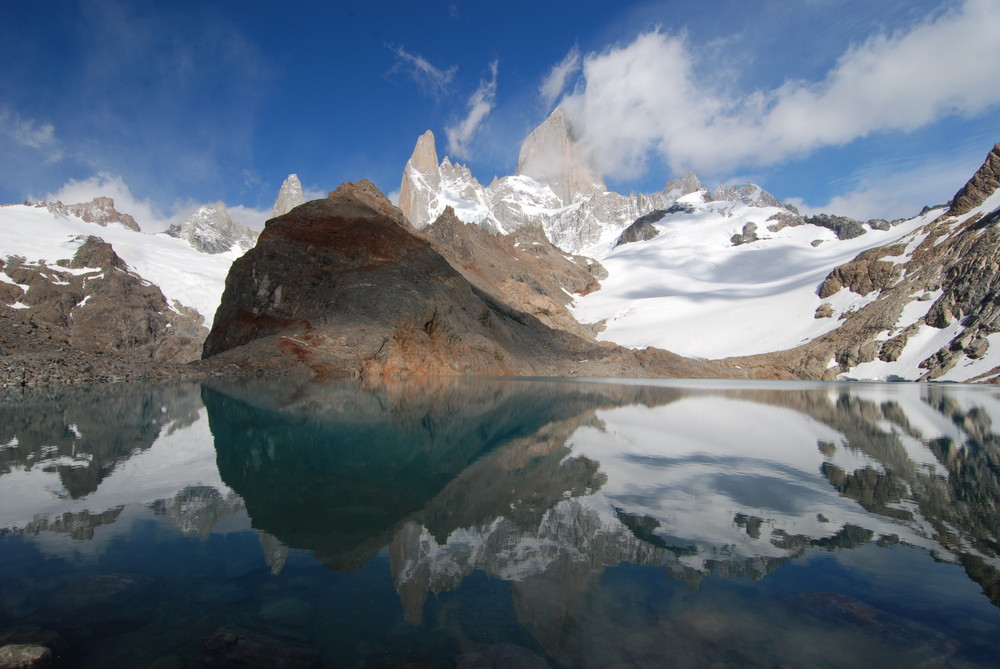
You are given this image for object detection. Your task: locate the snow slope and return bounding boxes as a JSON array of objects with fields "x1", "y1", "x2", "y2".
[
  {"x1": 571, "y1": 193, "x2": 940, "y2": 360},
  {"x1": 0, "y1": 204, "x2": 240, "y2": 325}
]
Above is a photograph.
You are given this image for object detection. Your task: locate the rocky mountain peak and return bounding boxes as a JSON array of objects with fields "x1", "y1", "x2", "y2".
[
  {"x1": 515, "y1": 107, "x2": 606, "y2": 206},
  {"x1": 712, "y1": 183, "x2": 796, "y2": 212},
  {"x1": 43, "y1": 197, "x2": 141, "y2": 232},
  {"x1": 165, "y1": 202, "x2": 257, "y2": 254},
  {"x1": 664, "y1": 173, "x2": 704, "y2": 199},
  {"x1": 327, "y1": 179, "x2": 410, "y2": 227},
  {"x1": 271, "y1": 174, "x2": 305, "y2": 218},
  {"x1": 949, "y1": 142, "x2": 1000, "y2": 216},
  {"x1": 398, "y1": 130, "x2": 442, "y2": 228}
]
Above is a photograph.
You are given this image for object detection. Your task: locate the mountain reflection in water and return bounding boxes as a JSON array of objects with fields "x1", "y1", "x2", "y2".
[{"x1": 2, "y1": 377, "x2": 1000, "y2": 667}]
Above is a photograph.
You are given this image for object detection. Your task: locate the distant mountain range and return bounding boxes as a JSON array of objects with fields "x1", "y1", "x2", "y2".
[{"x1": 1, "y1": 109, "x2": 998, "y2": 384}]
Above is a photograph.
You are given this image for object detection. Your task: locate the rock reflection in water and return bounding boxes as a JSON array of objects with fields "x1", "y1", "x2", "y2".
[
  {"x1": 202, "y1": 377, "x2": 1000, "y2": 665},
  {"x1": 3, "y1": 377, "x2": 1000, "y2": 667}
]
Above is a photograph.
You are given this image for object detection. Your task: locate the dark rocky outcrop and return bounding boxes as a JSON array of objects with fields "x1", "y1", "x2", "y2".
[
  {"x1": 730, "y1": 222, "x2": 760, "y2": 246},
  {"x1": 616, "y1": 210, "x2": 665, "y2": 247},
  {"x1": 202, "y1": 181, "x2": 730, "y2": 379},
  {"x1": 950, "y1": 143, "x2": 1000, "y2": 216},
  {"x1": 805, "y1": 213, "x2": 867, "y2": 240},
  {"x1": 817, "y1": 244, "x2": 905, "y2": 298},
  {"x1": 766, "y1": 211, "x2": 805, "y2": 232}
]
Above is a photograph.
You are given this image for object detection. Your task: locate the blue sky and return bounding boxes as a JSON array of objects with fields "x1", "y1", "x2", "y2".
[{"x1": 1, "y1": 0, "x2": 998, "y2": 231}]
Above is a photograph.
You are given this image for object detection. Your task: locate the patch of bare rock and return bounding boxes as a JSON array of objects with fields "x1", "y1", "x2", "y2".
[{"x1": 0, "y1": 237, "x2": 214, "y2": 387}]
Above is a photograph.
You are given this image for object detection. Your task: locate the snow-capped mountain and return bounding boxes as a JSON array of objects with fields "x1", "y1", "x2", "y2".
[
  {"x1": 571, "y1": 190, "x2": 930, "y2": 359},
  {"x1": 397, "y1": 108, "x2": 793, "y2": 254},
  {"x1": 1, "y1": 199, "x2": 240, "y2": 326},
  {"x1": 574, "y1": 143, "x2": 1000, "y2": 383},
  {"x1": 164, "y1": 201, "x2": 257, "y2": 254}
]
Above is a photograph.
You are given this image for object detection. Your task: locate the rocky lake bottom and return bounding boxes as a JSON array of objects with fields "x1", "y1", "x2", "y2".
[{"x1": 1, "y1": 376, "x2": 999, "y2": 668}]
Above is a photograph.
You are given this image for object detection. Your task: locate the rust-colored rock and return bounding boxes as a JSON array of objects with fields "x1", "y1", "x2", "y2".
[{"x1": 203, "y1": 181, "x2": 731, "y2": 380}]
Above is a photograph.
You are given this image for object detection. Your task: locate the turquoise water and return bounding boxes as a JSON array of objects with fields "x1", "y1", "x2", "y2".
[{"x1": 2, "y1": 377, "x2": 999, "y2": 667}]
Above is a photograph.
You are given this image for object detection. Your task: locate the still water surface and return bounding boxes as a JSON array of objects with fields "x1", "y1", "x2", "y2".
[{"x1": 1, "y1": 377, "x2": 1000, "y2": 667}]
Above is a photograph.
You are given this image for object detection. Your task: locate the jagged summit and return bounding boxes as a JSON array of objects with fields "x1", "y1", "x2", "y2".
[
  {"x1": 712, "y1": 183, "x2": 796, "y2": 212},
  {"x1": 398, "y1": 130, "x2": 443, "y2": 228},
  {"x1": 949, "y1": 142, "x2": 1000, "y2": 216},
  {"x1": 395, "y1": 117, "x2": 789, "y2": 254},
  {"x1": 165, "y1": 202, "x2": 257, "y2": 254},
  {"x1": 41, "y1": 197, "x2": 141, "y2": 232},
  {"x1": 515, "y1": 107, "x2": 605, "y2": 206},
  {"x1": 271, "y1": 174, "x2": 305, "y2": 218}
]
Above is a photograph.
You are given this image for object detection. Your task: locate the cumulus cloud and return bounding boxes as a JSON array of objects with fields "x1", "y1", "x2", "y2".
[
  {"x1": 539, "y1": 45, "x2": 581, "y2": 111},
  {"x1": 389, "y1": 45, "x2": 457, "y2": 97},
  {"x1": 562, "y1": 0, "x2": 1000, "y2": 180},
  {"x1": 445, "y1": 60, "x2": 499, "y2": 160}
]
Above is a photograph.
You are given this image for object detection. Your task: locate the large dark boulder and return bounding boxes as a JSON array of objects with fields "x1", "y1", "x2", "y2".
[{"x1": 202, "y1": 181, "x2": 730, "y2": 380}]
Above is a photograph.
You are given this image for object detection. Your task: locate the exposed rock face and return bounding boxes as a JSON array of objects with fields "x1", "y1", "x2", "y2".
[
  {"x1": 420, "y1": 206, "x2": 604, "y2": 338},
  {"x1": 725, "y1": 143, "x2": 1000, "y2": 382},
  {"x1": 165, "y1": 202, "x2": 257, "y2": 254},
  {"x1": 515, "y1": 106, "x2": 605, "y2": 205},
  {"x1": 42, "y1": 197, "x2": 140, "y2": 231},
  {"x1": 713, "y1": 183, "x2": 795, "y2": 212},
  {"x1": 398, "y1": 131, "x2": 441, "y2": 229},
  {"x1": 950, "y1": 143, "x2": 1000, "y2": 216},
  {"x1": 616, "y1": 210, "x2": 665, "y2": 247},
  {"x1": 0, "y1": 236, "x2": 207, "y2": 373},
  {"x1": 202, "y1": 180, "x2": 729, "y2": 379},
  {"x1": 271, "y1": 173, "x2": 305, "y2": 218},
  {"x1": 805, "y1": 213, "x2": 867, "y2": 240},
  {"x1": 817, "y1": 245, "x2": 906, "y2": 298},
  {"x1": 730, "y1": 222, "x2": 760, "y2": 246}
]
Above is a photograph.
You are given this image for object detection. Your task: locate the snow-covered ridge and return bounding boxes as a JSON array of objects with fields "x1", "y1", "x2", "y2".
[
  {"x1": 0, "y1": 203, "x2": 240, "y2": 324},
  {"x1": 571, "y1": 194, "x2": 936, "y2": 359}
]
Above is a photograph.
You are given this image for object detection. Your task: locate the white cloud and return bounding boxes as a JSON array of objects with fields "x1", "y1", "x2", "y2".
[
  {"x1": 44, "y1": 173, "x2": 177, "y2": 232},
  {"x1": 390, "y1": 45, "x2": 457, "y2": 97},
  {"x1": 445, "y1": 60, "x2": 499, "y2": 160},
  {"x1": 562, "y1": 0, "x2": 1000, "y2": 180},
  {"x1": 539, "y1": 45, "x2": 581, "y2": 111},
  {"x1": 228, "y1": 204, "x2": 272, "y2": 231}
]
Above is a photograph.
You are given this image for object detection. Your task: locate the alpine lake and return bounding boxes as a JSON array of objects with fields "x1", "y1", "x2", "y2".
[{"x1": 2, "y1": 376, "x2": 1000, "y2": 668}]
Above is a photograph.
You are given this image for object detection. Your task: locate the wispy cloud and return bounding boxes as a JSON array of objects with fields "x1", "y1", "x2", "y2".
[
  {"x1": 389, "y1": 45, "x2": 457, "y2": 98},
  {"x1": 445, "y1": 60, "x2": 499, "y2": 160},
  {"x1": 0, "y1": 108, "x2": 62, "y2": 161},
  {"x1": 562, "y1": 0, "x2": 1000, "y2": 180},
  {"x1": 787, "y1": 152, "x2": 979, "y2": 221},
  {"x1": 539, "y1": 45, "x2": 581, "y2": 111}
]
